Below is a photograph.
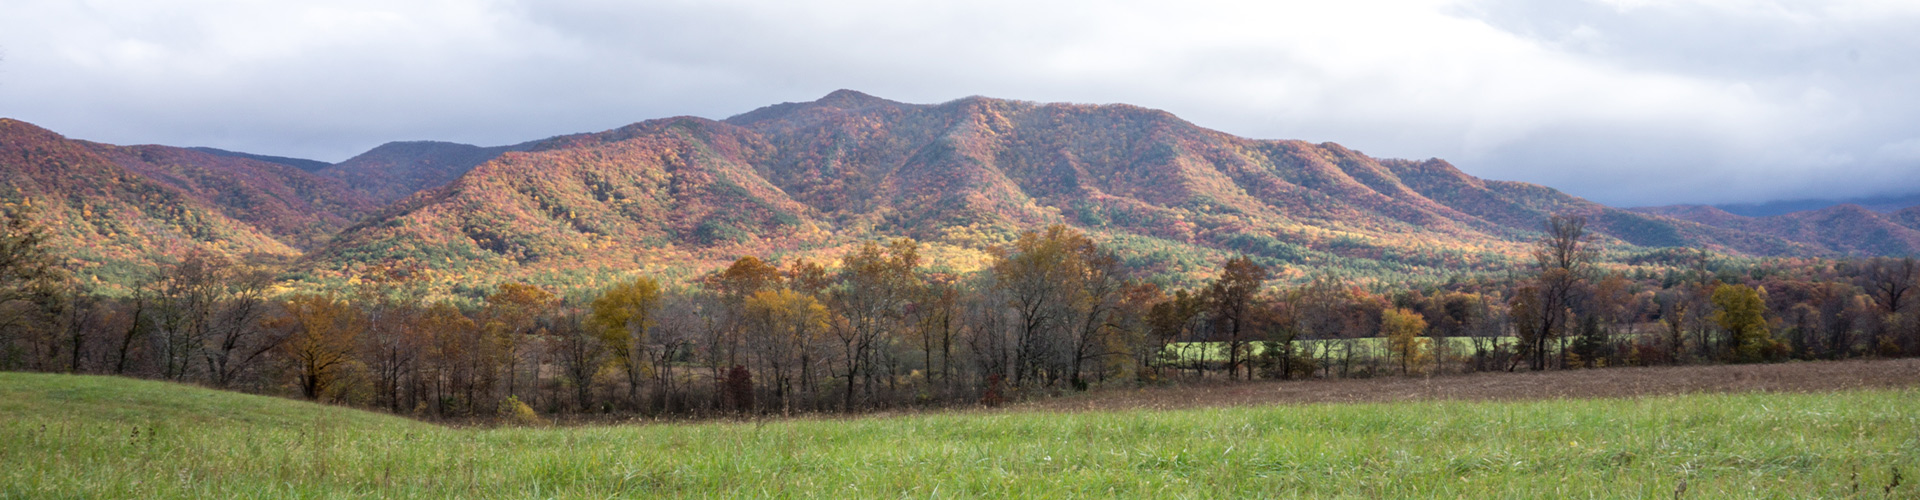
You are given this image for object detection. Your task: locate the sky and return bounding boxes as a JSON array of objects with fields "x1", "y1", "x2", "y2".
[{"x1": 1, "y1": 0, "x2": 1916, "y2": 207}]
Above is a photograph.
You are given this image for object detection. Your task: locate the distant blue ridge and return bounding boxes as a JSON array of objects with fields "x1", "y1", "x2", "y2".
[{"x1": 1715, "y1": 192, "x2": 1920, "y2": 217}]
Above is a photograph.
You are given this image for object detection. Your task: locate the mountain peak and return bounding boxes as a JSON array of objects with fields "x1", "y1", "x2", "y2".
[{"x1": 812, "y1": 89, "x2": 907, "y2": 110}]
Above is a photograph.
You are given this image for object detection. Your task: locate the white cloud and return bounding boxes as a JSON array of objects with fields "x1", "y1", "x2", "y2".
[{"x1": 0, "y1": 0, "x2": 1914, "y2": 205}]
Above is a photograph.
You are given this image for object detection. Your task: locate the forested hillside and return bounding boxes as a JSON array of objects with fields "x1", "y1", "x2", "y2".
[
  {"x1": 297, "y1": 91, "x2": 1826, "y2": 295},
  {"x1": 1633, "y1": 203, "x2": 1920, "y2": 256},
  {"x1": 3, "y1": 91, "x2": 1913, "y2": 296},
  {"x1": 0, "y1": 119, "x2": 354, "y2": 285}
]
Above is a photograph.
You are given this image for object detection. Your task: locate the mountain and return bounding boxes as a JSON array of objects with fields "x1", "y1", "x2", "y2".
[
  {"x1": 93, "y1": 144, "x2": 377, "y2": 250},
  {"x1": 1714, "y1": 192, "x2": 1920, "y2": 217},
  {"x1": 317, "y1": 140, "x2": 536, "y2": 205},
  {"x1": 302, "y1": 91, "x2": 1824, "y2": 291},
  {"x1": 186, "y1": 147, "x2": 332, "y2": 172},
  {"x1": 1895, "y1": 206, "x2": 1920, "y2": 232},
  {"x1": 307, "y1": 118, "x2": 823, "y2": 289},
  {"x1": 12, "y1": 92, "x2": 1905, "y2": 293},
  {"x1": 1632, "y1": 204, "x2": 1920, "y2": 256},
  {"x1": 0, "y1": 119, "x2": 311, "y2": 284}
]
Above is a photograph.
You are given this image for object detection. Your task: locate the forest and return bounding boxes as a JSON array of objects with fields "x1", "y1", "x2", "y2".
[{"x1": 1, "y1": 202, "x2": 1916, "y2": 421}]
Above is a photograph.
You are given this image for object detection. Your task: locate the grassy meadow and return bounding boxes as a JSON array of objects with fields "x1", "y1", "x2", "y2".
[
  {"x1": 1164, "y1": 337, "x2": 1522, "y2": 364},
  {"x1": 3, "y1": 372, "x2": 1917, "y2": 498}
]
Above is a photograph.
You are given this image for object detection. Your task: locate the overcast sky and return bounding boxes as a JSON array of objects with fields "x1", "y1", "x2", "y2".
[{"x1": 2, "y1": 0, "x2": 1916, "y2": 206}]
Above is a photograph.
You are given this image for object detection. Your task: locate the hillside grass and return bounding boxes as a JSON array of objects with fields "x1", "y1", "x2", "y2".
[{"x1": 3, "y1": 372, "x2": 1916, "y2": 498}]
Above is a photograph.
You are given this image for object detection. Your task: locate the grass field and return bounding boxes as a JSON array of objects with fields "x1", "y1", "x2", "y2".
[
  {"x1": 1165, "y1": 337, "x2": 1519, "y2": 364},
  {"x1": 4, "y1": 371, "x2": 1918, "y2": 498}
]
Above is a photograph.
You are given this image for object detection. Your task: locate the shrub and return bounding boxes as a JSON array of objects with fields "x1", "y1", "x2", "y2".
[{"x1": 498, "y1": 395, "x2": 545, "y2": 426}]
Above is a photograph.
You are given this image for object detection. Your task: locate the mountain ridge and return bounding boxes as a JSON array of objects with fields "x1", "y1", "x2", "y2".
[
  {"x1": 6, "y1": 92, "x2": 1912, "y2": 293},
  {"x1": 298, "y1": 91, "x2": 1834, "y2": 291}
]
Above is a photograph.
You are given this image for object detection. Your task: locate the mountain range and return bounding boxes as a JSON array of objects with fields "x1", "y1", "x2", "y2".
[
  {"x1": 4, "y1": 91, "x2": 1916, "y2": 294},
  {"x1": 1707, "y1": 193, "x2": 1920, "y2": 217}
]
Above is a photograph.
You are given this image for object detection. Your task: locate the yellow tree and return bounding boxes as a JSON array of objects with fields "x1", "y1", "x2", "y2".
[
  {"x1": 418, "y1": 302, "x2": 483, "y2": 416},
  {"x1": 486, "y1": 282, "x2": 556, "y2": 399},
  {"x1": 279, "y1": 294, "x2": 365, "y2": 401},
  {"x1": 744, "y1": 288, "x2": 828, "y2": 414},
  {"x1": 1382, "y1": 307, "x2": 1430, "y2": 375},
  {"x1": 590, "y1": 276, "x2": 662, "y2": 408},
  {"x1": 706, "y1": 256, "x2": 785, "y2": 373}
]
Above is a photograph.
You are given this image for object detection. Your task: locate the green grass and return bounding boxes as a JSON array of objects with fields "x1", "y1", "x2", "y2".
[
  {"x1": 1166, "y1": 337, "x2": 1521, "y2": 364},
  {"x1": 4, "y1": 372, "x2": 1916, "y2": 498}
]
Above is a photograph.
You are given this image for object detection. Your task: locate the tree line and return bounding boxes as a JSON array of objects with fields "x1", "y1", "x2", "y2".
[{"x1": 3, "y1": 204, "x2": 1918, "y2": 420}]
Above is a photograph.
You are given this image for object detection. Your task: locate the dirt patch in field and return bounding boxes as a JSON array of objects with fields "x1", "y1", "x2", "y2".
[{"x1": 1014, "y1": 358, "x2": 1920, "y2": 413}]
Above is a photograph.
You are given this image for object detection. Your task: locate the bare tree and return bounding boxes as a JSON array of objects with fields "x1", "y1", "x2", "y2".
[
  {"x1": 1515, "y1": 214, "x2": 1594, "y2": 371},
  {"x1": 1861, "y1": 257, "x2": 1916, "y2": 314},
  {"x1": 829, "y1": 239, "x2": 919, "y2": 409}
]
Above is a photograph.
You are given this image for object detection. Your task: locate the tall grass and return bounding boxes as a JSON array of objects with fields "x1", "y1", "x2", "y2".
[{"x1": 3, "y1": 372, "x2": 1914, "y2": 498}]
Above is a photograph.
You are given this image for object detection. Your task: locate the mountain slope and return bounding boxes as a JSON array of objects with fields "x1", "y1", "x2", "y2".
[
  {"x1": 1631, "y1": 204, "x2": 1920, "y2": 256},
  {"x1": 1715, "y1": 192, "x2": 1920, "y2": 217},
  {"x1": 15, "y1": 92, "x2": 1905, "y2": 292},
  {"x1": 186, "y1": 147, "x2": 332, "y2": 172},
  {"x1": 309, "y1": 118, "x2": 824, "y2": 287},
  {"x1": 1895, "y1": 206, "x2": 1920, "y2": 232},
  {"x1": 306, "y1": 91, "x2": 1845, "y2": 292},
  {"x1": 0, "y1": 119, "x2": 305, "y2": 283},
  {"x1": 91, "y1": 144, "x2": 376, "y2": 250}
]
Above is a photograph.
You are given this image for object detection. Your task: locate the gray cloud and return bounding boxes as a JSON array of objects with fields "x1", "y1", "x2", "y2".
[{"x1": 1, "y1": 0, "x2": 1915, "y2": 206}]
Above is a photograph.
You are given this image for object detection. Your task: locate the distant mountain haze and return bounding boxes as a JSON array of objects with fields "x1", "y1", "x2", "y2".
[
  {"x1": 1706, "y1": 193, "x2": 1920, "y2": 218},
  {"x1": 186, "y1": 147, "x2": 333, "y2": 173},
  {"x1": 1630, "y1": 204, "x2": 1920, "y2": 256},
  {"x1": 3, "y1": 91, "x2": 1914, "y2": 292},
  {"x1": 318, "y1": 140, "x2": 541, "y2": 206}
]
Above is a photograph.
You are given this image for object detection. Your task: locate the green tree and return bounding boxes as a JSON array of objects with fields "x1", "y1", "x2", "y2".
[
  {"x1": 0, "y1": 203, "x2": 67, "y2": 370},
  {"x1": 1712, "y1": 283, "x2": 1775, "y2": 362}
]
